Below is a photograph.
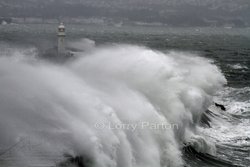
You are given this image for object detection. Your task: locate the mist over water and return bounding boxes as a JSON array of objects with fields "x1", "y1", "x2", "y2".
[{"x1": 0, "y1": 44, "x2": 226, "y2": 167}]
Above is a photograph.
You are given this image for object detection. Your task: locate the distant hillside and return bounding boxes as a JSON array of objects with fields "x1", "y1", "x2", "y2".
[{"x1": 0, "y1": 0, "x2": 249, "y2": 27}]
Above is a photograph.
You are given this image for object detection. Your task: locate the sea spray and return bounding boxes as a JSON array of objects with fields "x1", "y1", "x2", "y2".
[{"x1": 0, "y1": 45, "x2": 226, "y2": 167}]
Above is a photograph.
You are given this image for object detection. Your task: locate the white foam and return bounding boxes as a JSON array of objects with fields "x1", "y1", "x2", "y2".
[
  {"x1": 201, "y1": 87, "x2": 250, "y2": 148},
  {"x1": 0, "y1": 45, "x2": 226, "y2": 167},
  {"x1": 229, "y1": 64, "x2": 248, "y2": 70}
]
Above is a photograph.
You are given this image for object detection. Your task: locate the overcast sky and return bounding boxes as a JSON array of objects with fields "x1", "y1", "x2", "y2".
[{"x1": 0, "y1": 0, "x2": 249, "y2": 26}]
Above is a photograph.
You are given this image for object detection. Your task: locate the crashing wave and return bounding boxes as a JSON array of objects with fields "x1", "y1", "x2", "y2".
[{"x1": 0, "y1": 45, "x2": 226, "y2": 167}]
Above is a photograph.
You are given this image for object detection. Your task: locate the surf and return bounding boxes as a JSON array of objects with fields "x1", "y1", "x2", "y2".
[{"x1": 0, "y1": 44, "x2": 226, "y2": 167}]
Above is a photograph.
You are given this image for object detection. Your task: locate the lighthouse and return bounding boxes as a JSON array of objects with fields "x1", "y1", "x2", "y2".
[
  {"x1": 57, "y1": 23, "x2": 66, "y2": 55},
  {"x1": 41, "y1": 23, "x2": 73, "y2": 61}
]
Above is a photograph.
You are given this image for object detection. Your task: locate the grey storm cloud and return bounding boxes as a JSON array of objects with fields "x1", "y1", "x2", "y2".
[{"x1": 0, "y1": 0, "x2": 249, "y2": 26}]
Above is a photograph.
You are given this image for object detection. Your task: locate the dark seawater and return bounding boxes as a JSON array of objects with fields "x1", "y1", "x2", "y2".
[{"x1": 0, "y1": 24, "x2": 250, "y2": 167}]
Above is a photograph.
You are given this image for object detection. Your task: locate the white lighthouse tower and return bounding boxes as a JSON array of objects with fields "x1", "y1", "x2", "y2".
[{"x1": 57, "y1": 23, "x2": 66, "y2": 55}]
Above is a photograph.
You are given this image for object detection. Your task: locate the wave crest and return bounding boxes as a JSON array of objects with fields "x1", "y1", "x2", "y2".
[{"x1": 0, "y1": 45, "x2": 226, "y2": 167}]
